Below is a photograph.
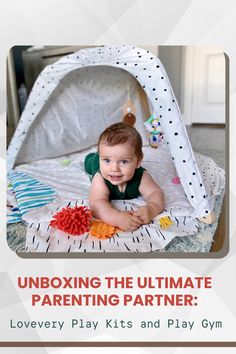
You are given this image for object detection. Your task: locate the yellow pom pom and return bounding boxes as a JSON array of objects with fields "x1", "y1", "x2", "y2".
[{"x1": 158, "y1": 216, "x2": 173, "y2": 230}]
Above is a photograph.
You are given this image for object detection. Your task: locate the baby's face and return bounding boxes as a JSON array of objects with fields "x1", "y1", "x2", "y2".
[{"x1": 99, "y1": 142, "x2": 141, "y2": 187}]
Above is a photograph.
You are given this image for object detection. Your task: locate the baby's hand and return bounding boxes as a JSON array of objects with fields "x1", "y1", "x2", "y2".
[
  {"x1": 117, "y1": 211, "x2": 142, "y2": 231},
  {"x1": 133, "y1": 206, "x2": 155, "y2": 225}
]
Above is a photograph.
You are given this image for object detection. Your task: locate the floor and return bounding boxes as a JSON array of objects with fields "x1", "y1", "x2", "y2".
[{"x1": 186, "y1": 125, "x2": 226, "y2": 169}]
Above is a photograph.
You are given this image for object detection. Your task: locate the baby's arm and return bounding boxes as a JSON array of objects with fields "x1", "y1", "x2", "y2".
[
  {"x1": 89, "y1": 173, "x2": 142, "y2": 231},
  {"x1": 133, "y1": 171, "x2": 164, "y2": 224}
]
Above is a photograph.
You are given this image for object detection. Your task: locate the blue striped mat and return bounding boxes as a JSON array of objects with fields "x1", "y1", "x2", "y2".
[{"x1": 7, "y1": 170, "x2": 57, "y2": 223}]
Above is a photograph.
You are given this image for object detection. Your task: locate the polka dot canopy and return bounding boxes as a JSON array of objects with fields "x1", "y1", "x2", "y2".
[{"x1": 7, "y1": 45, "x2": 212, "y2": 218}]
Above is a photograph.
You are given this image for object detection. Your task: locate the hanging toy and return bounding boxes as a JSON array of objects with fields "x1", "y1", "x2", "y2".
[
  {"x1": 144, "y1": 115, "x2": 164, "y2": 148},
  {"x1": 123, "y1": 99, "x2": 136, "y2": 126},
  {"x1": 50, "y1": 205, "x2": 92, "y2": 235},
  {"x1": 158, "y1": 216, "x2": 174, "y2": 230}
]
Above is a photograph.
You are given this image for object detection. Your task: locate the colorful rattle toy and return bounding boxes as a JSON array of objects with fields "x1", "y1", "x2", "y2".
[{"x1": 144, "y1": 115, "x2": 164, "y2": 148}]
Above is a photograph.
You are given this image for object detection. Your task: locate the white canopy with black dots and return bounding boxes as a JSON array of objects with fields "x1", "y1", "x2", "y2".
[{"x1": 7, "y1": 45, "x2": 214, "y2": 218}]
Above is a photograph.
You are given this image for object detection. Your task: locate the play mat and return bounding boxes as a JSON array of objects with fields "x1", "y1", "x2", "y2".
[{"x1": 7, "y1": 143, "x2": 225, "y2": 253}]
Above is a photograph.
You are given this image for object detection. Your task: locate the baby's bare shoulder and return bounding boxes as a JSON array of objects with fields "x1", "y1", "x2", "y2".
[
  {"x1": 139, "y1": 170, "x2": 162, "y2": 195},
  {"x1": 92, "y1": 171, "x2": 103, "y2": 181},
  {"x1": 90, "y1": 172, "x2": 109, "y2": 198},
  {"x1": 141, "y1": 170, "x2": 153, "y2": 182},
  {"x1": 92, "y1": 172, "x2": 106, "y2": 187}
]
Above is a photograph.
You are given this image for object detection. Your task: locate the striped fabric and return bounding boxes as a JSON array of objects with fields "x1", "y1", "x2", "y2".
[
  {"x1": 7, "y1": 170, "x2": 57, "y2": 223},
  {"x1": 7, "y1": 210, "x2": 23, "y2": 224}
]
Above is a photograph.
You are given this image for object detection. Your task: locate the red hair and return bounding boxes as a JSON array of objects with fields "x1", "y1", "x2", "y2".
[{"x1": 98, "y1": 122, "x2": 143, "y2": 159}]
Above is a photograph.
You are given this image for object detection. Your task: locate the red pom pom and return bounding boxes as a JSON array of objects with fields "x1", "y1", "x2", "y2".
[{"x1": 50, "y1": 206, "x2": 92, "y2": 235}]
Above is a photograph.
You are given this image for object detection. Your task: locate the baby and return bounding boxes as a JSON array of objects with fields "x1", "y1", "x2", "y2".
[{"x1": 84, "y1": 122, "x2": 164, "y2": 231}]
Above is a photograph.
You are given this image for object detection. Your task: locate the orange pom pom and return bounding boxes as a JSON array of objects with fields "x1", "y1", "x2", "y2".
[
  {"x1": 50, "y1": 206, "x2": 92, "y2": 235},
  {"x1": 90, "y1": 220, "x2": 120, "y2": 239}
]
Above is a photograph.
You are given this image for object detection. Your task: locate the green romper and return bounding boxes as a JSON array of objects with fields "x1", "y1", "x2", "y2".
[{"x1": 84, "y1": 152, "x2": 145, "y2": 200}]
